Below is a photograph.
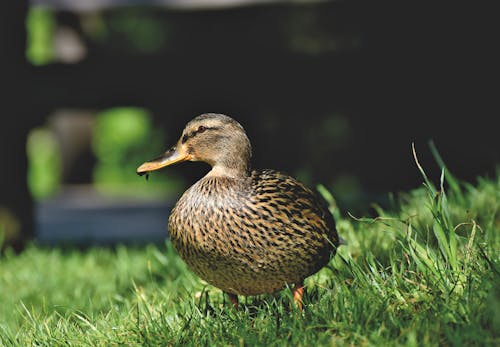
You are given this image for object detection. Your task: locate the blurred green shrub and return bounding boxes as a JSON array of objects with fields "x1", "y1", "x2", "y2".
[
  {"x1": 27, "y1": 128, "x2": 62, "y2": 200},
  {"x1": 106, "y1": 9, "x2": 169, "y2": 54},
  {"x1": 0, "y1": 207, "x2": 21, "y2": 247},
  {"x1": 27, "y1": 108, "x2": 184, "y2": 201},
  {"x1": 26, "y1": 7, "x2": 55, "y2": 65},
  {"x1": 92, "y1": 107, "x2": 184, "y2": 198}
]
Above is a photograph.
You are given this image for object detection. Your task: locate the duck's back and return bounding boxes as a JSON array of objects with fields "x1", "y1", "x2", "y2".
[{"x1": 168, "y1": 169, "x2": 338, "y2": 296}]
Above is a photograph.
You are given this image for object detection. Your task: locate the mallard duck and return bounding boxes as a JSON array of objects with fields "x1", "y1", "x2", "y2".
[{"x1": 137, "y1": 113, "x2": 338, "y2": 309}]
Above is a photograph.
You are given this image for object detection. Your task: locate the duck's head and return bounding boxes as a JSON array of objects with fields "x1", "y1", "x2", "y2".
[{"x1": 137, "y1": 113, "x2": 252, "y2": 178}]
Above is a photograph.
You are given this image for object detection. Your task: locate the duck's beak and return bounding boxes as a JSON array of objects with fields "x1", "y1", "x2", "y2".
[{"x1": 136, "y1": 146, "x2": 191, "y2": 176}]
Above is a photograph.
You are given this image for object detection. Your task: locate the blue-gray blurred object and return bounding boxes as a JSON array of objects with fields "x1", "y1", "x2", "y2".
[{"x1": 36, "y1": 186, "x2": 173, "y2": 245}]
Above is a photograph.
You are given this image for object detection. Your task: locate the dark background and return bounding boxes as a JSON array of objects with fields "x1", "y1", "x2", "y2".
[{"x1": 1, "y1": 1, "x2": 498, "y2": 248}]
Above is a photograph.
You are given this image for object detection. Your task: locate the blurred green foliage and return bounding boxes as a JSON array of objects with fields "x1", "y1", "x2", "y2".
[
  {"x1": 26, "y1": 7, "x2": 55, "y2": 65},
  {"x1": 26, "y1": 107, "x2": 184, "y2": 201},
  {"x1": 0, "y1": 207, "x2": 21, "y2": 247},
  {"x1": 81, "y1": 9, "x2": 170, "y2": 54},
  {"x1": 92, "y1": 107, "x2": 184, "y2": 198},
  {"x1": 93, "y1": 108, "x2": 152, "y2": 164},
  {"x1": 26, "y1": 128, "x2": 62, "y2": 200},
  {"x1": 106, "y1": 10, "x2": 170, "y2": 54}
]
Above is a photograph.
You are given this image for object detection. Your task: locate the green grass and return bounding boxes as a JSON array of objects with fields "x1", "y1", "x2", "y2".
[{"x1": 1, "y1": 162, "x2": 499, "y2": 346}]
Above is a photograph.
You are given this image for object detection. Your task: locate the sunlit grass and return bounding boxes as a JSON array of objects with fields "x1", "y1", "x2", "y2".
[{"x1": 1, "y1": 156, "x2": 499, "y2": 346}]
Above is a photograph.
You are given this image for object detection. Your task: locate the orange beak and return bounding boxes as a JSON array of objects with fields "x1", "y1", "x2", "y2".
[{"x1": 136, "y1": 146, "x2": 191, "y2": 176}]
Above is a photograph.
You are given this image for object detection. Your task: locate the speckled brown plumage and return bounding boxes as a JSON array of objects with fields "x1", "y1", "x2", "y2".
[
  {"x1": 168, "y1": 169, "x2": 337, "y2": 296},
  {"x1": 137, "y1": 113, "x2": 338, "y2": 306}
]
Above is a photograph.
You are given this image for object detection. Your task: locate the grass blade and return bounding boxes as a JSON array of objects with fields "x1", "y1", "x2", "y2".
[
  {"x1": 412, "y1": 143, "x2": 436, "y2": 195},
  {"x1": 429, "y1": 140, "x2": 465, "y2": 204}
]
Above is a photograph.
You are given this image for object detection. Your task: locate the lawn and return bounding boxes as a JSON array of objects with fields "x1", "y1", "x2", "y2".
[{"x1": 1, "y1": 158, "x2": 499, "y2": 346}]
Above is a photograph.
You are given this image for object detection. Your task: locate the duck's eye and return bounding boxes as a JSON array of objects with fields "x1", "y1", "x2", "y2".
[{"x1": 197, "y1": 125, "x2": 207, "y2": 133}]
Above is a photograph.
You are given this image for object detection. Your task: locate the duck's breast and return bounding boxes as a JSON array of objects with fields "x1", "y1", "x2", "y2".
[{"x1": 168, "y1": 172, "x2": 337, "y2": 295}]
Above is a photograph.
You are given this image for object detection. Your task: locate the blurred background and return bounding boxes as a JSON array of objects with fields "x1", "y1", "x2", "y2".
[{"x1": 1, "y1": 0, "x2": 498, "y2": 249}]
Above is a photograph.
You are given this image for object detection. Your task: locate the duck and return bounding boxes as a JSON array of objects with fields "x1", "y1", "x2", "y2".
[{"x1": 137, "y1": 113, "x2": 338, "y2": 309}]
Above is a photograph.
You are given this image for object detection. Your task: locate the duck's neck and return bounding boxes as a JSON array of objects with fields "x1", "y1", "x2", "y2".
[
  {"x1": 206, "y1": 145, "x2": 252, "y2": 179},
  {"x1": 207, "y1": 164, "x2": 250, "y2": 179}
]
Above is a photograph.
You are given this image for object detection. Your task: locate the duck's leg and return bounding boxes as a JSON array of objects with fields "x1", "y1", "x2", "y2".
[
  {"x1": 226, "y1": 292, "x2": 239, "y2": 309},
  {"x1": 292, "y1": 282, "x2": 304, "y2": 311}
]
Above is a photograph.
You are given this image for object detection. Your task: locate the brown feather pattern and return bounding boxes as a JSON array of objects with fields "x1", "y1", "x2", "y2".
[{"x1": 168, "y1": 169, "x2": 338, "y2": 296}]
